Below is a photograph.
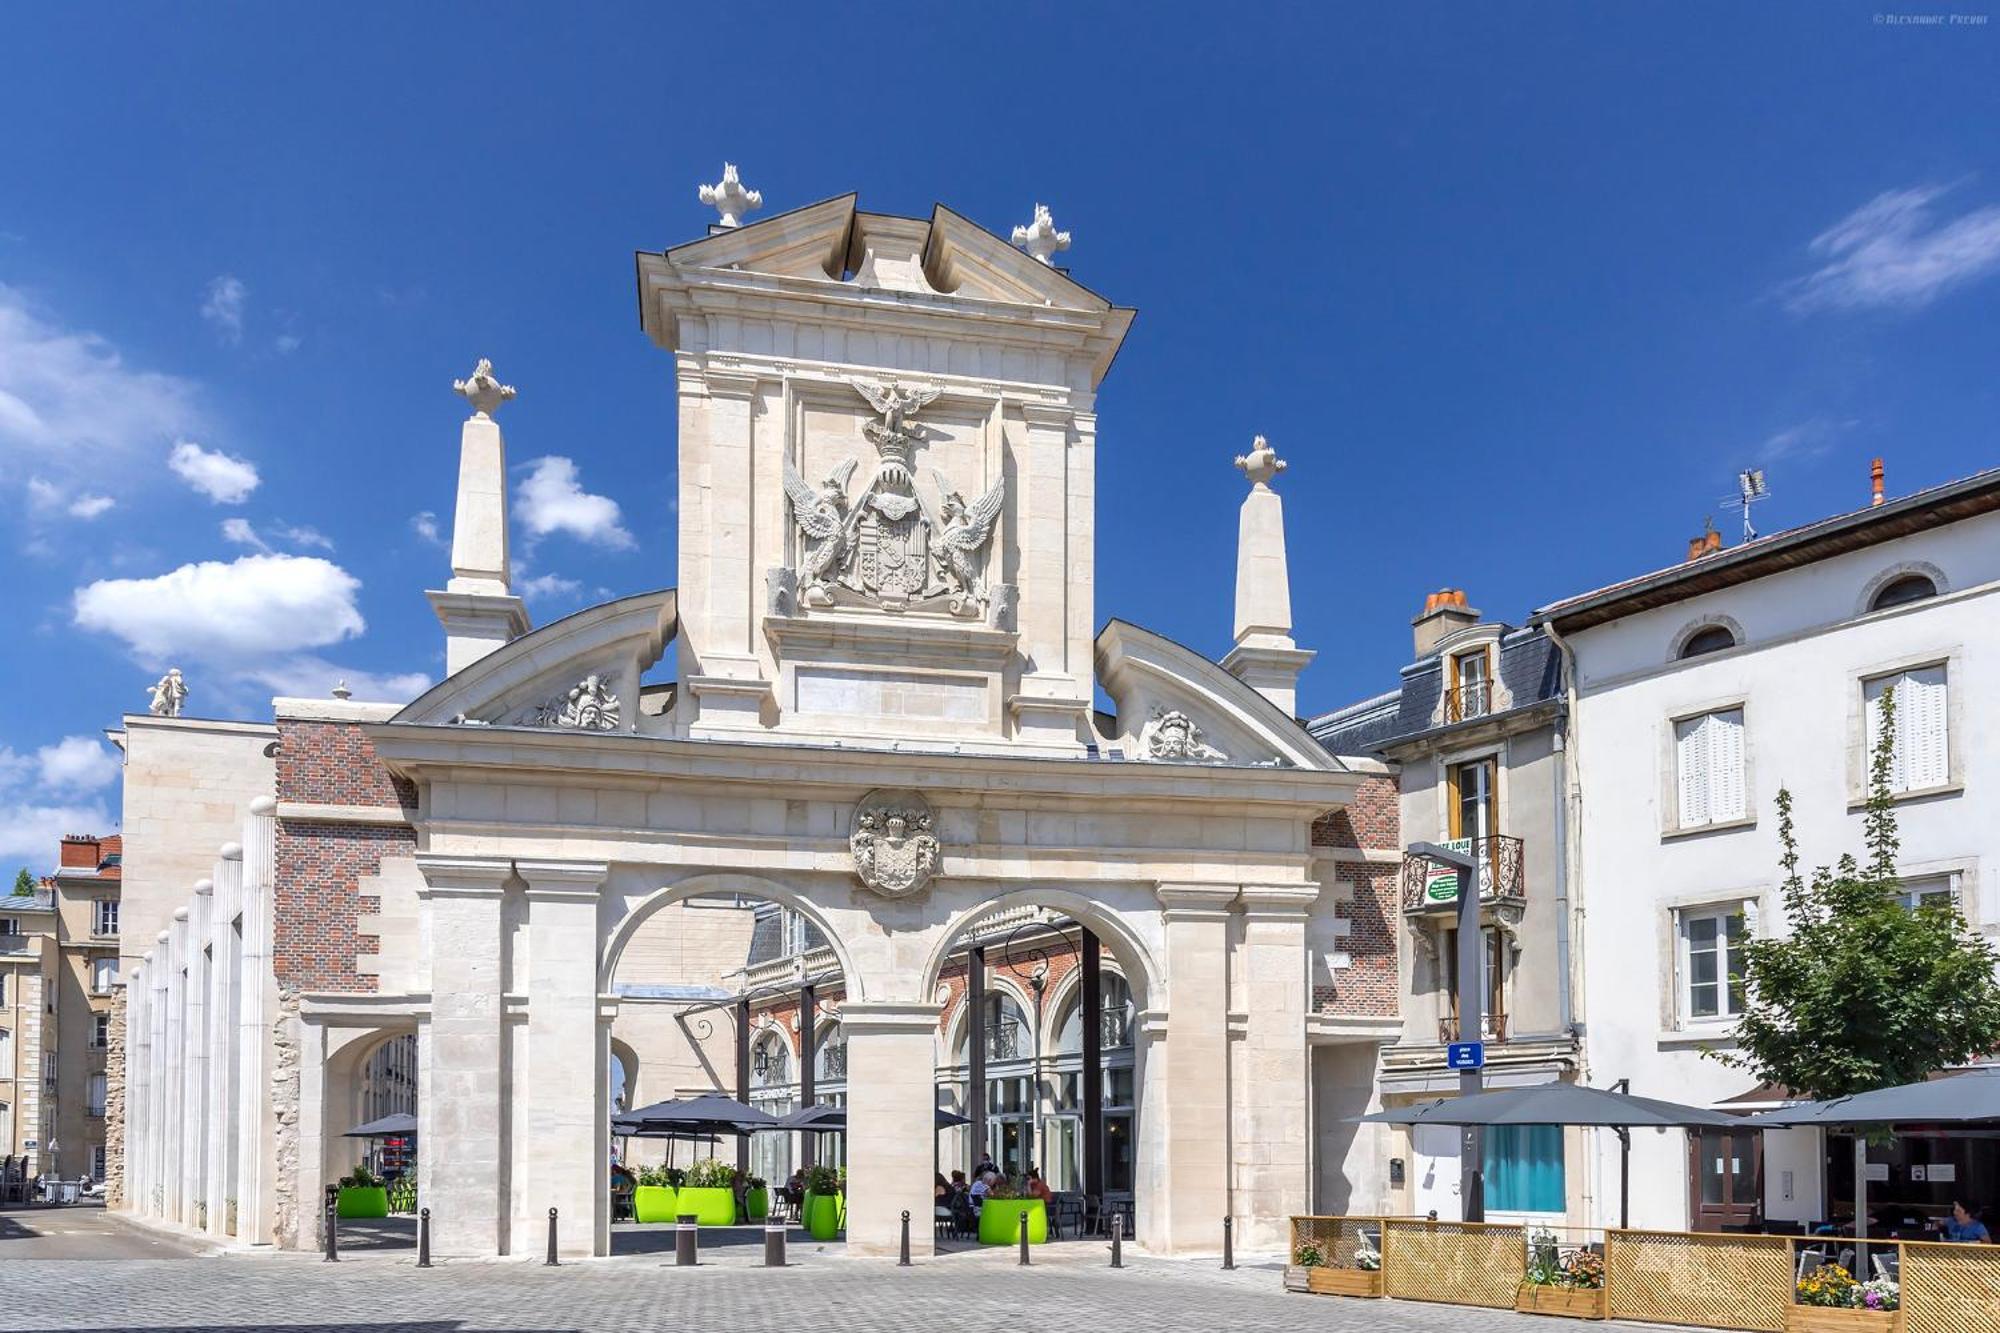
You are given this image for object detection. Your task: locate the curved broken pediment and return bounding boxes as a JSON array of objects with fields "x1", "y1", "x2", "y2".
[
  {"x1": 394, "y1": 589, "x2": 677, "y2": 732},
  {"x1": 1094, "y1": 620, "x2": 1343, "y2": 772}
]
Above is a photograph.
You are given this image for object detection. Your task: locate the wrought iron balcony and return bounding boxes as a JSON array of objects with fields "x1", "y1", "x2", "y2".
[
  {"x1": 1402, "y1": 835, "x2": 1525, "y2": 915},
  {"x1": 818, "y1": 1043, "x2": 848, "y2": 1080},
  {"x1": 984, "y1": 1023, "x2": 1023, "y2": 1061},
  {"x1": 1443, "y1": 679, "x2": 1492, "y2": 723},
  {"x1": 1438, "y1": 1012, "x2": 1510, "y2": 1044},
  {"x1": 1100, "y1": 1009, "x2": 1132, "y2": 1050}
]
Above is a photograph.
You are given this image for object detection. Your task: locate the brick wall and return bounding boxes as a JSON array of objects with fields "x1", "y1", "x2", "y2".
[
  {"x1": 272, "y1": 719, "x2": 416, "y2": 993},
  {"x1": 1314, "y1": 773, "x2": 1401, "y2": 1018},
  {"x1": 1311, "y1": 773, "x2": 1400, "y2": 851}
]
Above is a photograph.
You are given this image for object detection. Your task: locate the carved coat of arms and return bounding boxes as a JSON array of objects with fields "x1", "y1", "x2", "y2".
[{"x1": 849, "y1": 789, "x2": 943, "y2": 899}]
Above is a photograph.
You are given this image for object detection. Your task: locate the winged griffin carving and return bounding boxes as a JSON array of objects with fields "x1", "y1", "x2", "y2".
[{"x1": 778, "y1": 379, "x2": 1008, "y2": 617}]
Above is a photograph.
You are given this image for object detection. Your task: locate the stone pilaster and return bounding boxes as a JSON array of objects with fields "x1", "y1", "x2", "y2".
[
  {"x1": 164, "y1": 913, "x2": 187, "y2": 1224},
  {"x1": 1150, "y1": 884, "x2": 1236, "y2": 1253},
  {"x1": 237, "y1": 797, "x2": 277, "y2": 1245},
  {"x1": 184, "y1": 885, "x2": 211, "y2": 1229},
  {"x1": 1234, "y1": 884, "x2": 1316, "y2": 1250},
  {"x1": 840, "y1": 1000, "x2": 943, "y2": 1258},
  {"x1": 416, "y1": 855, "x2": 512, "y2": 1256},
  {"x1": 518, "y1": 859, "x2": 607, "y2": 1257},
  {"x1": 147, "y1": 937, "x2": 169, "y2": 1216},
  {"x1": 205, "y1": 845, "x2": 242, "y2": 1237}
]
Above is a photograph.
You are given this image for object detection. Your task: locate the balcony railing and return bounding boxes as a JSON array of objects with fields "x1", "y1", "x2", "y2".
[
  {"x1": 1438, "y1": 1013, "x2": 1510, "y2": 1044},
  {"x1": 984, "y1": 1023, "x2": 1023, "y2": 1061},
  {"x1": 1402, "y1": 835, "x2": 1525, "y2": 914},
  {"x1": 1442, "y1": 679, "x2": 1492, "y2": 723},
  {"x1": 1100, "y1": 1008, "x2": 1131, "y2": 1050},
  {"x1": 818, "y1": 1044, "x2": 847, "y2": 1080}
]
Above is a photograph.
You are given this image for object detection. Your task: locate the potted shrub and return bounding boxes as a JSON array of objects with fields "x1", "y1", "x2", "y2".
[
  {"x1": 1303, "y1": 1240, "x2": 1384, "y2": 1298},
  {"x1": 386, "y1": 1170, "x2": 418, "y2": 1215},
  {"x1": 632, "y1": 1164, "x2": 683, "y2": 1224},
  {"x1": 677, "y1": 1158, "x2": 740, "y2": 1226},
  {"x1": 1284, "y1": 1239, "x2": 1323, "y2": 1292},
  {"x1": 802, "y1": 1164, "x2": 845, "y2": 1241},
  {"x1": 1515, "y1": 1232, "x2": 1606, "y2": 1319},
  {"x1": 976, "y1": 1176, "x2": 1048, "y2": 1247},
  {"x1": 744, "y1": 1175, "x2": 770, "y2": 1222},
  {"x1": 335, "y1": 1165, "x2": 389, "y2": 1220},
  {"x1": 1787, "y1": 1265, "x2": 1901, "y2": 1333}
]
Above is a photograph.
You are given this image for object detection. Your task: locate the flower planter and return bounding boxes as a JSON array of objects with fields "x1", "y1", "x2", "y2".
[
  {"x1": 745, "y1": 1187, "x2": 769, "y2": 1221},
  {"x1": 676, "y1": 1186, "x2": 738, "y2": 1226},
  {"x1": 1307, "y1": 1267, "x2": 1384, "y2": 1298},
  {"x1": 633, "y1": 1184, "x2": 679, "y2": 1224},
  {"x1": 977, "y1": 1198, "x2": 1049, "y2": 1246},
  {"x1": 1516, "y1": 1283, "x2": 1606, "y2": 1319},
  {"x1": 803, "y1": 1190, "x2": 845, "y2": 1241},
  {"x1": 335, "y1": 1186, "x2": 388, "y2": 1220},
  {"x1": 1785, "y1": 1308, "x2": 1901, "y2": 1333}
]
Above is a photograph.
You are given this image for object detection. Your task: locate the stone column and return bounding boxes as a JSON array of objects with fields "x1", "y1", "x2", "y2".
[
  {"x1": 517, "y1": 860, "x2": 607, "y2": 1258},
  {"x1": 206, "y1": 846, "x2": 243, "y2": 1237},
  {"x1": 119, "y1": 965, "x2": 145, "y2": 1212},
  {"x1": 416, "y1": 855, "x2": 513, "y2": 1256},
  {"x1": 148, "y1": 937, "x2": 169, "y2": 1217},
  {"x1": 841, "y1": 1000, "x2": 942, "y2": 1258},
  {"x1": 1151, "y1": 884, "x2": 1236, "y2": 1253},
  {"x1": 237, "y1": 797, "x2": 276, "y2": 1244},
  {"x1": 165, "y1": 912, "x2": 191, "y2": 1223},
  {"x1": 184, "y1": 884, "x2": 212, "y2": 1229},
  {"x1": 1235, "y1": 885, "x2": 1316, "y2": 1250}
]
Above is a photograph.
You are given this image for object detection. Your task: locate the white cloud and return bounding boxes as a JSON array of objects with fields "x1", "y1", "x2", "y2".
[
  {"x1": 410, "y1": 511, "x2": 444, "y2": 546},
  {"x1": 26, "y1": 476, "x2": 61, "y2": 509},
  {"x1": 221, "y1": 516, "x2": 271, "y2": 552},
  {"x1": 34, "y1": 735, "x2": 121, "y2": 793},
  {"x1": 519, "y1": 571, "x2": 582, "y2": 602},
  {"x1": 1757, "y1": 417, "x2": 1857, "y2": 464},
  {"x1": 1788, "y1": 184, "x2": 2000, "y2": 313},
  {"x1": 73, "y1": 552, "x2": 364, "y2": 659},
  {"x1": 67, "y1": 493, "x2": 115, "y2": 519},
  {"x1": 169, "y1": 439, "x2": 260, "y2": 503},
  {"x1": 201, "y1": 274, "x2": 247, "y2": 343},
  {"x1": 273, "y1": 521, "x2": 332, "y2": 550},
  {"x1": 0, "y1": 283, "x2": 205, "y2": 487},
  {"x1": 0, "y1": 795, "x2": 112, "y2": 866},
  {"x1": 516, "y1": 456, "x2": 635, "y2": 550},
  {"x1": 237, "y1": 655, "x2": 430, "y2": 705},
  {"x1": 275, "y1": 332, "x2": 302, "y2": 355}
]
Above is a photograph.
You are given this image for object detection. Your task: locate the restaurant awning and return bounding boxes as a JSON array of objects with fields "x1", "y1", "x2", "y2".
[{"x1": 1750, "y1": 1068, "x2": 2000, "y2": 1127}]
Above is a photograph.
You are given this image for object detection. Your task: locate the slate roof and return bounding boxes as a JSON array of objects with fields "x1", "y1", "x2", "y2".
[{"x1": 1308, "y1": 624, "x2": 1563, "y2": 759}]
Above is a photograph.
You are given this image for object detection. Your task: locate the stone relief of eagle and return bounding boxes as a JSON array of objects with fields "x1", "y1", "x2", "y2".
[
  {"x1": 929, "y1": 468, "x2": 1007, "y2": 609},
  {"x1": 853, "y1": 381, "x2": 942, "y2": 437},
  {"x1": 782, "y1": 456, "x2": 859, "y2": 604}
]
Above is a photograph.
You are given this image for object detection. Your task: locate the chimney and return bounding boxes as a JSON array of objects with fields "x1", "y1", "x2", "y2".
[
  {"x1": 1871, "y1": 457, "x2": 1885, "y2": 507},
  {"x1": 1412, "y1": 588, "x2": 1480, "y2": 659},
  {"x1": 59, "y1": 834, "x2": 101, "y2": 869},
  {"x1": 1686, "y1": 518, "x2": 1722, "y2": 562}
]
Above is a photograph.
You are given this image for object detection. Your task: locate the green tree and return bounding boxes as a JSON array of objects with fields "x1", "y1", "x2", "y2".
[
  {"x1": 11, "y1": 867, "x2": 33, "y2": 897},
  {"x1": 1714, "y1": 687, "x2": 2000, "y2": 1099}
]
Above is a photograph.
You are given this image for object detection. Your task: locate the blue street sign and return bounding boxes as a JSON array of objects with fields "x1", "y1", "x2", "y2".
[{"x1": 1445, "y1": 1042, "x2": 1485, "y2": 1071}]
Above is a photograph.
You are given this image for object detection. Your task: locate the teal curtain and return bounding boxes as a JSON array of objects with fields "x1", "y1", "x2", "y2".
[{"x1": 1484, "y1": 1125, "x2": 1565, "y2": 1213}]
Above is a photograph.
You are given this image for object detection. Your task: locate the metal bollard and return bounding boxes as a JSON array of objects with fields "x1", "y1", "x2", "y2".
[
  {"x1": 1222, "y1": 1214, "x2": 1234, "y2": 1270},
  {"x1": 417, "y1": 1207, "x2": 431, "y2": 1267},
  {"x1": 323, "y1": 1196, "x2": 339, "y2": 1263},
  {"x1": 675, "y1": 1212, "x2": 698, "y2": 1266},
  {"x1": 545, "y1": 1206, "x2": 560, "y2": 1266},
  {"x1": 899, "y1": 1209, "x2": 912, "y2": 1266},
  {"x1": 1110, "y1": 1211, "x2": 1123, "y2": 1268},
  {"x1": 1018, "y1": 1210, "x2": 1031, "y2": 1266},
  {"x1": 763, "y1": 1219, "x2": 787, "y2": 1267}
]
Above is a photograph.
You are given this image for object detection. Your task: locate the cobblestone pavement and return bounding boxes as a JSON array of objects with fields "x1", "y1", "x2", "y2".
[
  {"x1": 0, "y1": 1240, "x2": 1680, "y2": 1333},
  {"x1": 0, "y1": 1203, "x2": 210, "y2": 1261}
]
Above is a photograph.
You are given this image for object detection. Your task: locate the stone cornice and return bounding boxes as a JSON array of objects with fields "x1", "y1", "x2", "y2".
[
  {"x1": 1156, "y1": 883, "x2": 1239, "y2": 919},
  {"x1": 516, "y1": 858, "x2": 609, "y2": 898},
  {"x1": 1238, "y1": 884, "x2": 1320, "y2": 915},
  {"x1": 276, "y1": 801, "x2": 413, "y2": 827},
  {"x1": 837, "y1": 999, "x2": 943, "y2": 1035},
  {"x1": 414, "y1": 854, "x2": 513, "y2": 898}
]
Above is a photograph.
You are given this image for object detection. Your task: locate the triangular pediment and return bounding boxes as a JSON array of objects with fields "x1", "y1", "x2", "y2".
[
  {"x1": 658, "y1": 193, "x2": 858, "y2": 281},
  {"x1": 923, "y1": 206, "x2": 1112, "y2": 312}
]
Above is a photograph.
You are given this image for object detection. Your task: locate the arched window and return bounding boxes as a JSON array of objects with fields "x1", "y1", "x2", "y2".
[
  {"x1": 751, "y1": 1032, "x2": 790, "y2": 1089},
  {"x1": 956, "y1": 992, "x2": 1031, "y2": 1063},
  {"x1": 1869, "y1": 573, "x2": 1937, "y2": 612},
  {"x1": 815, "y1": 1021, "x2": 846, "y2": 1082},
  {"x1": 1054, "y1": 973, "x2": 1134, "y2": 1053},
  {"x1": 1679, "y1": 625, "x2": 1737, "y2": 659}
]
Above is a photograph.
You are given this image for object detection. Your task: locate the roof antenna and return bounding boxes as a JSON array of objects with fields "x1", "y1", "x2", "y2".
[{"x1": 1721, "y1": 468, "x2": 1769, "y2": 542}]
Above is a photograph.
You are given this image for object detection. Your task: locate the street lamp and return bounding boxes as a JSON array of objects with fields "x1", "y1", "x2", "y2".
[{"x1": 1409, "y1": 839, "x2": 1486, "y2": 1223}]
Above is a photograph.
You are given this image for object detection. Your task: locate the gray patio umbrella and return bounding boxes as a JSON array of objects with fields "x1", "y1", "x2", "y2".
[
  {"x1": 619, "y1": 1093, "x2": 780, "y2": 1134},
  {"x1": 1750, "y1": 1068, "x2": 2000, "y2": 1246},
  {"x1": 1356, "y1": 1081, "x2": 1744, "y2": 1227},
  {"x1": 343, "y1": 1112, "x2": 419, "y2": 1138},
  {"x1": 773, "y1": 1104, "x2": 972, "y2": 1132}
]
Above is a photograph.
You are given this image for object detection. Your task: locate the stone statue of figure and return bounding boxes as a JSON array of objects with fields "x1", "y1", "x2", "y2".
[{"x1": 146, "y1": 668, "x2": 187, "y2": 718}]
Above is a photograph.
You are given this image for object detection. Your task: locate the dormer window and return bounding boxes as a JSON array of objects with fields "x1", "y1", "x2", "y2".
[
  {"x1": 1447, "y1": 647, "x2": 1492, "y2": 722},
  {"x1": 1679, "y1": 626, "x2": 1737, "y2": 659},
  {"x1": 1869, "y1": 573, "x2": 1937, "y2": 612}
]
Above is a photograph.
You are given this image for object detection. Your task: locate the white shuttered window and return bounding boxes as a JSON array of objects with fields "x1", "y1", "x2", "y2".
[
  {"x1": 1675, "y1": 708, "x2": 1746, "y2": 827},
  {"x1": 1864, "y1": 667, "x2": 1948, "y2": 793}
]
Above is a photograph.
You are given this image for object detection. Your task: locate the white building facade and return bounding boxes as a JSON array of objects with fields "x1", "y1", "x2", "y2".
[{"x1": 1541, "y1": 470, "x2": 2000, "y2": 1232}]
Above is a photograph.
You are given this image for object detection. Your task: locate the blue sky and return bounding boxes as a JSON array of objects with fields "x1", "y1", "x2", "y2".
[{"x1": 3, "y1": 3, "x2": 1997, "y2": 864}]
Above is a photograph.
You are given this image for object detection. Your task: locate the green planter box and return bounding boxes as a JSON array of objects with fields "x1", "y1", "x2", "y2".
[
  {"x1": 336, "y1": 1186, "x2": 389, "y2": 1220},
  {"x1": 745, "y1": 1187, "x2": 769, "y2": 1221},
  {"x1": 803, "y1": 1190, "x2": 845, "y2": 1241},
  {"x1": 978, "y1": 1198, "x2": 1048, "y2": 1246},
  {"x1": 633, "y1": 1185, "x2": 679, "y2": 1224},
  {"x1": 677, "y1": 1186, "x2": 738, "y2": 1226}
]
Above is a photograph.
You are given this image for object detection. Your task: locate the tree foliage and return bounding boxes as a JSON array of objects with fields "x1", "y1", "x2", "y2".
[
  {"x1": 1717, "y1": 686, "x2": 2000, "y2": 1100},
  {"x1": 11, "y1": 867, "x2": 34, "y2": 897}
]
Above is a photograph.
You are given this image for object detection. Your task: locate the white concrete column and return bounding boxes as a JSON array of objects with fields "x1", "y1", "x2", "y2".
[
  {"x1": 1234, "y1": 885, "x2": 1316, "y2": 1250},
  {"x1": 517, "y1": 860, "x2": 607, "y2": 1258},
  {"x1": 164, "y1": 912, "x2": 188, "y2": 1224},
  {"x1": 1151, "y1": 885, "x2": 1235, "y2": 1254},
  {"x1": 206, "y1": 846, "x2": 243, "y2": 1237},
  {"x1": 123, "y1": 960, "x2": 149, "y2": 1214},
  {"x1": 147, "y1": 936, "x2": 169, "y2": 1217},
  {"x1": 841, "y1": 1000, "x2": 943, "y2": 1258},
  {"x1": 416, "y1": 855, "x2": 513, "y2": 1256},
  {"x1": 237, "y1": 797, "x2": 276, "y2": 1245},
  {"x1": 184, "y1": 884, "x2": 212, "y2": 1228}
]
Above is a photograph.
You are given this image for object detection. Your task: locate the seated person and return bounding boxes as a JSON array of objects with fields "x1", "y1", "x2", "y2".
[
  {"x1": 1943, "y1": 1199, "x2": 1991, "y2": 1243},
  {"x1": 969, "y1": 1169, "x2": 996, "y2": 1211},
  {"x1": 1025, "y1": 1166, "x2": 1054, "y2": 1204}
]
